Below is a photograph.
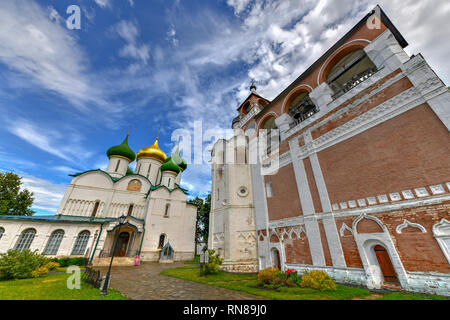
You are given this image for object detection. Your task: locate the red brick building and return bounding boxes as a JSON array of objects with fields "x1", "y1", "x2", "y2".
[{"x1": 209, "y1": 6, "x2": 449, "y2": 296}]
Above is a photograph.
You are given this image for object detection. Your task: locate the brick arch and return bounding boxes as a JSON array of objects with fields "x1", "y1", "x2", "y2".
[
  {"x1": 281, "y1": 84, "x2": 313, "y2": 115},
  {"x1": 257, "y1": 112, "x2": 278, "y2": 131},
  {"x1": 317, "y1": 39, "x2": 371, "y2": 85}
]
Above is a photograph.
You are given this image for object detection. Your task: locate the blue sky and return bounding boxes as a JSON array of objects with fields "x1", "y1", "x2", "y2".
[{"x1": 0, "y1": 0, "x2": 448, "y2": 215}]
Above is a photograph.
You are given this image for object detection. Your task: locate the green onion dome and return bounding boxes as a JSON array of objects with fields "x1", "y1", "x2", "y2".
[
  {"x1": 160, "y1": 157, "x2": 181, "y2": 174},
  {"x1": 172, "y1": 145, "x2": 187, "y2": 171},
  {"x1": 106, "y1": 134, "x2": 136, "y2": 162}
]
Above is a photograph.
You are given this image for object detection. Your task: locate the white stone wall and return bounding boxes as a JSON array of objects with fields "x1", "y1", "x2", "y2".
[
  {"x1": 106, "y1": 156, "x2": 130, "y2": 178},
  {"x1": 135, "y1": 158, "x2": 163, "y2": 185},
  {"x1": 0, "y1": 219, "x2": 100, "y2": 258},
  {"x1": 140, "y1": 187, "x2": 197, "y2": 261}
]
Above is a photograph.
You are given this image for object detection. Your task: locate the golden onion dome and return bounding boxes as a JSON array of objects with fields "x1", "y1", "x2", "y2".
[{"x1": 136, "y1": 138, "x2": 167, "y2": 163}]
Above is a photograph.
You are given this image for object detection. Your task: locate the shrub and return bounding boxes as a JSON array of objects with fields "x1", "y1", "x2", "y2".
[
  {"x1": 200, "y1": 250, "x2": 223, "y2": 275},
  {"x1": 300, "y1": 270, "x2": 337, "y2": 291},
  {"x1": 31, "y1": 266, "x2": 49, "y2": 278},
  {"x1": 51, "y1": 257, "x2": 88, "y2": 267},
  {"x1": 0, "y1": 250, "x2": 50, "y2": 280},
  {"x1": 257, "y1": 268, "x2": 279, "y2": 286},
  {"x1": 285, "y1": 269, "x2": 302, "y2": 287},
  {"x1": 45, "y1": 261, "x2": 60, "y2": 271}
]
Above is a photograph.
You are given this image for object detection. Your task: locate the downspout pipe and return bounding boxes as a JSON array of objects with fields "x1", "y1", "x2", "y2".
[{"x1": 89, "y1": 223, "x2": 104, "y2": 264}]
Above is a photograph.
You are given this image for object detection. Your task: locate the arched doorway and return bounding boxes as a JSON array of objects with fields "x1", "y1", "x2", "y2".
[
  {"x1": 373, "y1": 245, "x2": 399, "y2": 285},
  {"x1": 271, "y1": 248, "x2": 281, "y2": 270},
  {"x1": 114, "y1": 232, "x2": 130, "y2": 257}
]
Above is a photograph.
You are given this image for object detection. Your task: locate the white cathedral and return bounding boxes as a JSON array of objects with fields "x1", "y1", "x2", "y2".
[{"x1": 0, "y1": 133, "x2": 197, "y2": 265}]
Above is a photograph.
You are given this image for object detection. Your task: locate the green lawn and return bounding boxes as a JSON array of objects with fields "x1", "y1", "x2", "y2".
[
  {"x1": 161, "y1": 266, "x2": 447, "y2": 300},
  {"x1": 184, "y1": 255, "x2": 200, "y2": 265},
  {"x1": 0, "y1": 273, "x2": 128, "y2": 300}
]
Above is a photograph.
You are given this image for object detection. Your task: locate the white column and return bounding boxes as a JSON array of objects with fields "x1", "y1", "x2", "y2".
[{"x1": 288, "y1": 136, "x2": 325, "y2": 266}]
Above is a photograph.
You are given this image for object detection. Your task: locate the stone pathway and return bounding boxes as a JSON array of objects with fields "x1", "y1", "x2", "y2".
[{"x1": 98, "y1": 262, "x2": 267, "y2": 300}]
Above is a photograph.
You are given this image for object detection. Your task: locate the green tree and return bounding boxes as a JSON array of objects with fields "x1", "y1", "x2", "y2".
[
  {"x1": 0, "y1": 172, "x2": 34, "y2": 216},
  {"x1": 188, "y1": 194, "x2": 211, "y2": 255}
]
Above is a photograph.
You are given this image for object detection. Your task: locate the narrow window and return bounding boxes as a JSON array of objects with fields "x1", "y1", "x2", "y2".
[
  {"x1": 127, "y1": 204, "x2": 134, "y2": 216},
  {"x1": 147, "y1": 164, "x2": 152, "y2": 178},
  {"x1": 91, "y1": 201, "x2": 100, "y2": 217},
  {"x1": 115, "y1": 160, "x2": 121, "y2": 172},
  {"x1": 168, "y1": 178, "x2": 171, "y2": 187},
  {"x1": 216, "y1": 188, "x2": 220, "y2": 200},
  {"x1": 137, "y1": 163, "x2": 141, "y2": 174},
  {"x1": 0, "y1": 227, "x2": 4, "y2": 240},
  {"x1": 43, "y1": 230, "x2": 65, "y2": 255},
  {"x1": 164, "y1": 203, "x2": 170, "y2": 217},
  {"x1": 71, "y1": 230, "x2": 90, "y2": 255},
  {"x1": 266, "y1": 181, "x2": 273, "y2": 198},
  {"x1": 14, "y1": 229, "x2": 36, "y2": 251},
  {"x1": 158, "y1": 234, "x2": 165, "y2": 249}
]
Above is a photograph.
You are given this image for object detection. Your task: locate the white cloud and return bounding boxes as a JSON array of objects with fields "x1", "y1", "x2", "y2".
[
  {"x1": 94, "y1": 0, "x2": 112, "y2": 9},
  {"x1": 0, "y1": 0, "x2": 108, "y2": 110},
  {"x1": 20, "y1": 173, "x2": 67, "y2": 213},
  {"x1": 114, "y1": 20, "x2": 150, "y2": 69},
  {"x1": 7, "y1": 118, "x2": 93, "y2": 164}
]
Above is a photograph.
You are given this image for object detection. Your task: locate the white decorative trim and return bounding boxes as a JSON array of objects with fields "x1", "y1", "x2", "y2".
[
  {"x1": 352, "y1": 213, "x2": 387, "y2": 234},
  {"x1": 430, "y1": 185, "x2": 445, "y2": 195},
  {"x1": 339, "y1": 223, "x2": 353, "y2": 237},
  {"x1": 414, "y1": 188, "x2": 429, "y2": 198},
  {"x1": 357, "y1": 199, "x2": 367, "y2": 207},
  {"x1": 348, "y1": 200, "x2": 357, "y2": 209},
  {"x1": 332, "y1": 204, "x2": 339, "y2": 211},
  {"x1": 402, "y1": 190, "x2": 414, "y2": 200},
  {"x1": 396, "y1": 219, "x2": 427, "y2": 234},
  {"x1": 389, "y1": 193, "x2": 401, "y2": 202},
  {"x1": 377, "y1": 194, "x2": 388, "y2": 203},
  {"x1": 367, "y1": 197, "x2": 377, "y2": 206},
  {"x1": 340, "y1": 202, "x2": 348, "y2": 210},
  {"x1": 432, "y1": 219, "x2": 450, "y2": 264},
  {"x1": 296, "y1": 76, "x2": 443, "y2": 159}
]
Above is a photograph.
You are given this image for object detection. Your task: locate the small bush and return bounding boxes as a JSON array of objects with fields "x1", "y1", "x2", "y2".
[
  {"x1": 51, "y1": 257, "x2": 88, "y2": 267},
  {"x1": 0, "y1": 250, "x2": 50, "y2": 280},
  {"x1": 200, "y1": 250, "x2": 223, "y2": 275},
  {"x1": 45, "y1": 262, "x2": 60, "y2": 271},
  {"x1": 257, "y1": 268, "x2": 279, "y2": 286},
  {"x1": 300, "y1": 270, "x2": 337, "y2": 291},
  {"x1": 31, "y1": 266, "x2": 49, "y2": 278}
]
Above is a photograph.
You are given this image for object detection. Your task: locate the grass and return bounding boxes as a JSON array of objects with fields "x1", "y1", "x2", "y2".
[
  {"x1": 184, "y1": 255, "x2": 200, "y2": 265},
  {"x1": 161, "y1": 266, "x2": 448, "y2": 300},
  {"x1": 0, "y1": 273, "x2": 128, "y2": 300}
]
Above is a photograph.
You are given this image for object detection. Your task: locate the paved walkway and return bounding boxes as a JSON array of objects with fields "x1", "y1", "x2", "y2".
[{"x1": 98, "y1": 262, "x2": 267, "y2": 300}]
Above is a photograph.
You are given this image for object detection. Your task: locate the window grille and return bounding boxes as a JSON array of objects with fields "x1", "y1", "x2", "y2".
[
  {"x1": 14, "y1": 229, "x2": 36, "y2": 251},
  {"x1": 43, "y1": 230, "x2": 65, "y2": 255},
  {"x1": 71, "y1": 231, "x2": 90, "y2": 255}
]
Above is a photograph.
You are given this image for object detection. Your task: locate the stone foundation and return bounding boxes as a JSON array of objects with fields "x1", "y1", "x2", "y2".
[{"x1": 220, "y1": 260, "x2": 259, "y2": 273}]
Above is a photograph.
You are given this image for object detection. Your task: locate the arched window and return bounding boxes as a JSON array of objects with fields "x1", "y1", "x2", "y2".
[
  {"x1": 261, "y1": 117, "x2": 279, "y2": 154},
  {"x1": 91, "y1": 201, "x2": 100, "y2": 217},
  {"x1": 158, "y1": 234, "x2": 166, "y2": 249},
  {"x1": 0, "y1": 227, "x2": 4, "y2": 240},
  {"x1": 164, "y1": 203, "x2": 170, "y2": 217},
  {"x1": 287, "y1": 91, "x2": 317, "y2": 127},
  {"x1": 127, "y1": 179, "x2": 142, "y2": 191},
  {"x1": 71, "y1": 230, "x2": 90, "y2": 255},
  {"x1": 43, "y1": 230, "x2": 65, "y2": 255},
  {"x1": 326, "y1": 49, "x2": 377, "y2": 99},
  {"x1": 14, "y1": 228, "x2": 36, "y2": 251},
  {"x1": 242, "y1": 101, "x2": 251, "y2": 114}
]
